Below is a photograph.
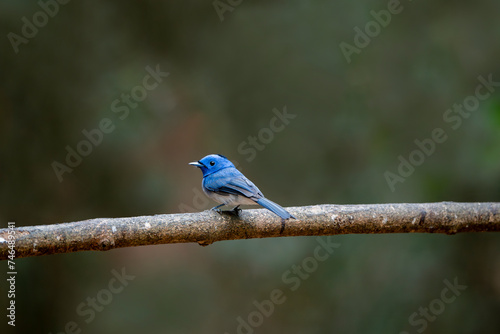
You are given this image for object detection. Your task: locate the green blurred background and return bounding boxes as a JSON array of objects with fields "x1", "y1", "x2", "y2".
[{"x1": 1, "y1": 0, "x2": 500, "y2": 333}]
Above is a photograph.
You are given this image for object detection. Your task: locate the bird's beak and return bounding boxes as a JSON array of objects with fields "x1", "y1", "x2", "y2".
[{"x1": 189, "y1": 161, "x2": 204, "y2": 168}]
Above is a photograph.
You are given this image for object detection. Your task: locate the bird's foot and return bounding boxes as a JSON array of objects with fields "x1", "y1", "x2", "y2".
[
  {"x1": 210, "y1": 204, "x2": 242, "y2": 217},
  {"x1": 210, "y1": 204, "x2": 224, "y2": 213},
  {"x1": 210, "y1": 204, "x2": 225, "y2": 214},
  {"x1": 232, "y1": 205, "x2": 241, "y2": 216}
]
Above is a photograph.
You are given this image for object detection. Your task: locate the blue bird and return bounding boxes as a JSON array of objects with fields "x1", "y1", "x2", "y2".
[{"x1": 189, "y1": 154, "x2": 295, "y2": 219}]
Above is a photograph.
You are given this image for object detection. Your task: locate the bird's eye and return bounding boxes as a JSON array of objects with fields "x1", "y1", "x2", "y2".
[{"x1": 210, "y1": 161, "x2": 215, "y2": 166}]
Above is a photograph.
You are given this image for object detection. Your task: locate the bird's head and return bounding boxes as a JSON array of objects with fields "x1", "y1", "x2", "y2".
[{"x1": 189, "y1": 154, "x2": 235, "y2": 176}]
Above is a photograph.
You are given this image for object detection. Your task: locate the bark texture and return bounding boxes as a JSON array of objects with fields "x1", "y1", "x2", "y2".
[{"x1": 1, "y1": 202, "x2": 499, "y2": 260}]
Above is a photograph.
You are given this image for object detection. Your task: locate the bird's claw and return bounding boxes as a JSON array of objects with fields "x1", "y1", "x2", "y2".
[
  {"x1": 210, "y1": 204, "x2": 225, "y2": 214},
  {"x1": 232, "y1": 205, "x2": 241, "y2": 216}
]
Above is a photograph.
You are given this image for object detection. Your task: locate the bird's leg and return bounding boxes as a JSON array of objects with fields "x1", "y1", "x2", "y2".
[
  {"x1": 210, "y1": 204, "x2": 225, "y2": 213},
  {"x1": 232, "y1": 205, "x2": 241, "y2": 216}
]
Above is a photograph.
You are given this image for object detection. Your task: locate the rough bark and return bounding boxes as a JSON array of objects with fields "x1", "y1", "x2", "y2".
[{"x1": 1, "y1": 202, "x2": 499, "y2": 260}]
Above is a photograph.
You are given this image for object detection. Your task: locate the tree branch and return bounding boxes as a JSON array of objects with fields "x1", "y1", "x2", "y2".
[{"x1": 1, "y1": 202, "x2": 499, "y2": 260}]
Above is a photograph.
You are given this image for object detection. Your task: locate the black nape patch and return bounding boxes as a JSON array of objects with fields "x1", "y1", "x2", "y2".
[{"x1": 217, "y1": 154, "x2": 228, "y2": 159}]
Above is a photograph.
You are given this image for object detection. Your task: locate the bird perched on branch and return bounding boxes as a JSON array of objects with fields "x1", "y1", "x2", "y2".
[{"x1": 189, "y1": 154, "x2": 295, "y2": 219}]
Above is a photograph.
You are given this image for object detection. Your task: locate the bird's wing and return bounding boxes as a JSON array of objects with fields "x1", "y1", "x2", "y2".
[
  {"x1": 204, "y1": 168, "x2": 264, "y2": 200},
  {"x1": 222, "y1": 177, "x2": 264, "y2": 199}
]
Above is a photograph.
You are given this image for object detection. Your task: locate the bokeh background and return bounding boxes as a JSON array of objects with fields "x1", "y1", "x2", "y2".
[{"x1": 1, "y1": 1, "x2": 500, "y2": 333}]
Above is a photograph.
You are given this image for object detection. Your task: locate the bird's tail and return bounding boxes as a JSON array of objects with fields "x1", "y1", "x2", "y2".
[{"x1": 257, "y1": 198, "x2": 295, "y2": 219}]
